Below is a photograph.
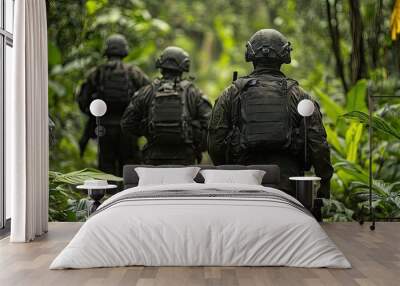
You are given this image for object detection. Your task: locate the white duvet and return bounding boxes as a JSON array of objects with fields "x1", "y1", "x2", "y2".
[{"x1": 50, "y1": 183, "x2": 351, "y2": 269}]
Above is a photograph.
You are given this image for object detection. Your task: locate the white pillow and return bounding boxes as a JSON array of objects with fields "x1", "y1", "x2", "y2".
[
  {"x1": 135, "y1": 167, "x2": 201, "y2": 186},
  {"x1": 200, "y1": 169, "x2": 266, "y2": 185}
]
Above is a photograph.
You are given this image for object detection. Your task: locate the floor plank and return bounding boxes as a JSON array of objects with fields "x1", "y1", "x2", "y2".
[{"x1": 0, "y1": 222, "x2": 399, "y2": 286}]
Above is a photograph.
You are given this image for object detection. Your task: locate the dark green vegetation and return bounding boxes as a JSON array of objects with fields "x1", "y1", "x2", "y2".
[
  {"x1": 49, "y1": 169, "x2": 122, "y2": 221},
  {"x1": 47, "y1": 0, "x2": 400, "y2": 221}
]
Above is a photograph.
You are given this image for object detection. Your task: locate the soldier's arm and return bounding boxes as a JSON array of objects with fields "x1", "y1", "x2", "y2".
[
  {"x1": 76, "y1": 69, "x2": 98, "y2": 115},
  {"x1": 191, "y1": 86, "x2": 212, "y2": 152},
  {"x1": 296, "y1": 87, "x2": 334, "y2": 198},
  {"x1": 207, "y1": 86, "x2": 235, "y2": 165},
  {"x1": 121, "y1": 85, "x2": 153, "y2": 136},
  {"x1": 309, "y1": 101, "x2": 334, "y2": 198}
]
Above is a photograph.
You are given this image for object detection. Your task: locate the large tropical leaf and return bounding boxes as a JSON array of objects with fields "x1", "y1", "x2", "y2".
[
  {"x1": 325, "y1": 125, "x2": 345, "y2": 155},
  {"x1": 313, "y1": 88, "x2": 345, "y2": 123},
  {"x1": 345, "y1": 79, "x2": 368, "y2": 113},
  {"x1": 342, "y1": 111, "x2": 400, "y2": 140},
  {"x1": 50, "y1": 168, "x2": 122, "y2": 185},
  {"x1": 345, "y1": 122, "x2": 363, "y2": 163},
  {"x1": 334, "y1": 160, "x2": 369, "y2": 183}
]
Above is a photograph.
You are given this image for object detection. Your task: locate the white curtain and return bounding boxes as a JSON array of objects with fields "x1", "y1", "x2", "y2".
[{"x1": 7, "y1": 0, "x2": 49, "y2": 242}]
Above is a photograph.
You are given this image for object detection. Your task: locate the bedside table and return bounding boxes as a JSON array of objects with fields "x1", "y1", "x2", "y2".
[
  {"x1": 77, "y1": 184, "x2": 117, "y2": 216},
  {"x1": 289, "y1": 176, "x2": 321, "y2": 210}
]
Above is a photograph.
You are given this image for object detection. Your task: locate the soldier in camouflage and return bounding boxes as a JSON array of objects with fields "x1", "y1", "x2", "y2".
[
  {"x1": 121, "y1": 46, "x2": 211, "y2": 165},
  {"x1": 77, "y1": 34, "x2": 150, "y2": 176},
  {"x1": 208, "y1": 29, "x2": 333, "y2": 205}
]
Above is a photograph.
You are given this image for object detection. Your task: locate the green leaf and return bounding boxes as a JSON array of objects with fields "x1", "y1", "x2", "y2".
[
  {"x1": 86, "y1": 0, "x2": 107, "y2": 15},
  {"x1": 326, "y1": 125, "x2": 345, "y2": 155},
  {"x1": 345, "y1": 122, "x2": 363, "y2": 163},
  {"x1": 48, "y1": 42, "x2": 62, "y2": 66},
  {"x1": 51, "y1": 168, "x2": 122, "y2": 185},
  {"x1": 342, "y1": 111, "x2": 400, "y2": 140},
  {"x1": 313, "y1": 88, "x2": 345, "y2": 123},
  {"x1": 334, "y1": 161, "x2": 369, "y2": 183},
  {"x1": 345, "y1": 79, "x2": 368, "y2": 113}
]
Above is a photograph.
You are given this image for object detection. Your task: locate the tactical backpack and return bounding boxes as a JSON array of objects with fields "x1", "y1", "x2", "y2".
[
  {"x1": 148, "y1": 79, "x2": 193, "y2": 145},
  {"x1": 231, "y1": 75, "x2": 295, "y2": 154},
  {"x1": 97, "y1": 61, "x2": 134, "y2": 116}
]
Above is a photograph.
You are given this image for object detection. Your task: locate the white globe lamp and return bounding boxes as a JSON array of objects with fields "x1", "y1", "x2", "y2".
[
  {"x1": 89, "y1": 99, "x2": 107, "y2": 117},
  {"x1": 297, "y1": 99, "x2": 315, "y2": 117}
]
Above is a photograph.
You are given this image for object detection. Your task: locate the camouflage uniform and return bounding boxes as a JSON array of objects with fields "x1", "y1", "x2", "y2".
[
  {"x1": 121, "y1": 47, "x2": 211, "y2": 165},
  {"x1": 77, "y1": 34, "x2": 150, "y2": 176},
  {"x1": 208, "y1": 29, "x2": 333, "y2": 199}
]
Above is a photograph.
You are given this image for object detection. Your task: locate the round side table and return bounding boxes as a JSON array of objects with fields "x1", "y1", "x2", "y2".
[
  {"x1": 77, "y1": 184, "x2": 117, "y2": 216},
  {"x1": 289, "y1": 176, "x2": 321, "y2": 210}
]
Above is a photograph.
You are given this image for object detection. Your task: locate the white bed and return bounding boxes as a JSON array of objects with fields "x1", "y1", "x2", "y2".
[{"x1": 50, "y1": 183, "x2": 351, "y2": 269}]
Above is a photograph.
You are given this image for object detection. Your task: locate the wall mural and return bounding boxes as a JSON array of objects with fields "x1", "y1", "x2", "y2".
[{"x1": 46, "y1": 0, "x2": 400, "y2": 222}]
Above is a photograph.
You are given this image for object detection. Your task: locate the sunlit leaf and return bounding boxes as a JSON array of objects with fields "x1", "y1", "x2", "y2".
[
  {"x1": 346, "y1": 79, "x2": 368, "y2": 113},
  {"x1": 313, "y1": 88, "x2": 345, "y2": 123},
  {"x1": 345, "y1": 122, "x2": 363, "y2": 163},
  {"x1": 86, "y1": 0, "x2": 108, "y2": 16},
  {"x1": 326, "y1": 125, "x2": 345, "y2": 155},
  {"x1": 391, "y1": 0, "x2": 400, "y2": 40}
]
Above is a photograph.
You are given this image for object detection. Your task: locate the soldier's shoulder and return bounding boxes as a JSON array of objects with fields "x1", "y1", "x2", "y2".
[
  {"x1": 227, "y1": 74, "x2": 254, "y2": 90},
  {"x1": 226, "y1": 82, "x2": 242, "y2": 96},
  {"x1": 287, "y1": 79, "x2": 308, "y2": 96},
  {"x1": 213, "y1": 84, "x2": 238, "y2": 107},
  {"x1": 286, "y1": 77, "x2": 299, "y2": 88},
  {"x1": 287, "y1": 81, "x2": 321, "y2": 107},
  {"x1": 135, "y1": 82, "x2": 154, "y2": 98},
  {"x1": 124, "y1": 63, "x2": 146, "y2": 75},
  {"x1": 180, "y1": 79, "x2": 202, "y2": 95},
  {"x1": 85, "y1": 65, "x2": 102, "y2": 78},
  {"x1": 142, "y1": 82, "x2": 155, "y2": 92},
  {"x1": 180, "y1": 78, "x2": 195, "y2": 88}
]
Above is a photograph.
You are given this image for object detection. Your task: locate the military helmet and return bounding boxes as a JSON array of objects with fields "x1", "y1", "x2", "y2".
[
  {"x1": 105, "y1": 34, "x2": 129, "y2": 58},
  {"x1": 245, "y1": 29, "x2": 292, "y2": 64},
  {"x1": 156, "y1": 46, "x2": 190, "y2": 72}
]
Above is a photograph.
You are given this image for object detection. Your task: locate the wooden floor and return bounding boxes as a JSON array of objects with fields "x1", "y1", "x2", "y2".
[{"x1": 0, "y1": 222, "x2": 399, "y2": 286}]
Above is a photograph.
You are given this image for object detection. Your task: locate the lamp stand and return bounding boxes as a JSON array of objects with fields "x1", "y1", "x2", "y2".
[
  {"x1": 304, "y1": 116, "x2": 308, "y2": 172},
  {"x1": 94, "y1": 116, "x2": 106, "y2": 168},
  {"x1": 368, "y1": 91, "x2": 375, "y2": 231}
]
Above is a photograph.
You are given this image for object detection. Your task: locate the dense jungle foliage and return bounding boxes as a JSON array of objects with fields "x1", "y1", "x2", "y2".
[{"x1": 46, "y1": 0, "x2": 400, "y2": 222}]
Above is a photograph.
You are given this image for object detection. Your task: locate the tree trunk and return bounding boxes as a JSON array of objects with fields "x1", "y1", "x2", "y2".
[
  {"x1": 368, "y1": 0, "x2": 383, "y2": 69},
  {"x1": 326, "y1": 0, "x2": 348, "y2": 93},
  {"x1": 349, "y1": 0, "x2": 367, "y2": 84}
]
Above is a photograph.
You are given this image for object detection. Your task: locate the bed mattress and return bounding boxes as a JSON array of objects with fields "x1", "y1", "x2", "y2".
[{"x1": 50, "y1": 183, "x2": 351, "y2": 269}]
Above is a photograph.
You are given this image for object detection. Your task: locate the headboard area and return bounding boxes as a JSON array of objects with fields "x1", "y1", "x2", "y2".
[{"x1": 123, "y1": 164, "x2": 280, "y2": 189}]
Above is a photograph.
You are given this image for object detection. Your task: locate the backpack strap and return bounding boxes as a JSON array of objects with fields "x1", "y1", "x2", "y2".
[
  {"x1": 179, "y1": 79, "x2": 194, "y2": 119},
  {"x1": 148, "y1": 79, "x2": 162, "y2": 135},
  {"x1": 179, "y1": 80, "x2": 194, "y2": 142},
  {"x1": 233, "y1": 77, "x2": 254, "y2": 93},
  {"x1": 120, "y1": 62, "x2": 133, "y2": 97},
  {"x1": 231, "y1": 77, "x2": 254, "y2": 128}
]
